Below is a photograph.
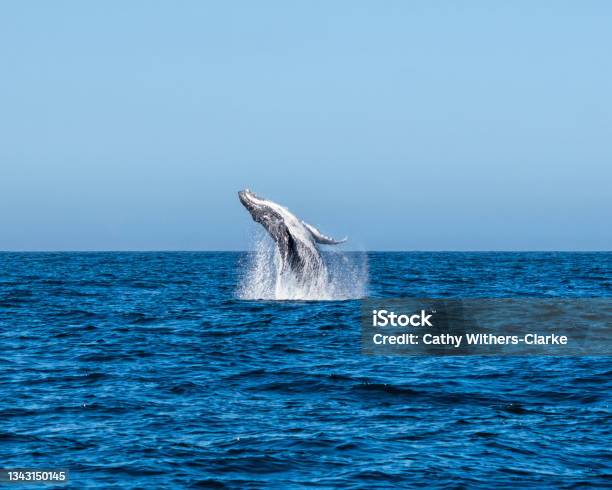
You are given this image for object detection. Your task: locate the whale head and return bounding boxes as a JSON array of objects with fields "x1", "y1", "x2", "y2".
[
  {"x1": 238, "y1": 189, "x2": 270, "y2": 218},
  {"x1": 238, "y1": 188, "x2": 284, "y2": 229},
  {"x1": 238, "y1": 189, "x2": 256, "y2": 211}
]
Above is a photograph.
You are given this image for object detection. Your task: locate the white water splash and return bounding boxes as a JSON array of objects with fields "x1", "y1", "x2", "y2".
[{"x1": 237, "y1": 232, "x2": 368, "y2": 301}]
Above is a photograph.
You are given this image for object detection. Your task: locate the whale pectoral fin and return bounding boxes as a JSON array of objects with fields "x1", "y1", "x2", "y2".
[{"x1": 302, "y1": 221, "x2": 347, "y2": 245}]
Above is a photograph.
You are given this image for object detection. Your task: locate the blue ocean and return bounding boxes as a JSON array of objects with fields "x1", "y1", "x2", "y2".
[{"x1": 0, "y1": 252, "x2": 610, "y2": 488}]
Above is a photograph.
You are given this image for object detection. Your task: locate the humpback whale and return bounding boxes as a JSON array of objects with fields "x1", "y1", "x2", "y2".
[{"x1": 238, "y1": 190, "x2": 346, "y2": 281}]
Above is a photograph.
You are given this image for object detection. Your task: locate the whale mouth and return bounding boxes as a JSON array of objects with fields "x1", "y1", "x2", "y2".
[
  {"x1": 239, "y1": 189, "x2": 262, "y2": 207},
  {"x1": 238, "y1": 189, "x2": 251, "y2": 205},
  {"x1": 238, "y1": 189, "x2": 254, "y2": 198}
]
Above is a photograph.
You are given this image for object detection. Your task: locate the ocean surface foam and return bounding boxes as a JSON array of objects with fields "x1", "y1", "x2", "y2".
[{"x1": 237, "y1": 232, "x2": 368, "y2": 301}]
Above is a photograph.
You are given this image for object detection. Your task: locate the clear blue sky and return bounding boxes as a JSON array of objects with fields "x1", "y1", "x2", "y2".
[{"x1": 1, "y1": 2, "x2": 610, "y2": 250}]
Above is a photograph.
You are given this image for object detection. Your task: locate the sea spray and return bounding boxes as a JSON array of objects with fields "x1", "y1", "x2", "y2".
[{"x1": 237, "y1": 232, "x2": 368, "y2": 301}]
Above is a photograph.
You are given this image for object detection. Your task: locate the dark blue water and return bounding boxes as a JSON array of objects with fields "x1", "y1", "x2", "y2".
[{"x1": 0, "y1": 252, "x2": 610, "y2": 488}]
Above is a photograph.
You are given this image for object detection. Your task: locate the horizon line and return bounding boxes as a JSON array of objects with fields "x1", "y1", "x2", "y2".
[{"x1": 1, "y1": 249, "x2": 610, "y2": 253}]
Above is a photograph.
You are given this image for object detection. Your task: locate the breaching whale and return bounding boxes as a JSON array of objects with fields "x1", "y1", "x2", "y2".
[{"x1": 238, "y1": 190, "x2": 346, "y2": 281}]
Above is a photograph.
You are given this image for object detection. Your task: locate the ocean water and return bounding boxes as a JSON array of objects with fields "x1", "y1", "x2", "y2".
[{"x1": 0, "y1": 252, "x2": 610, "y2": 488}]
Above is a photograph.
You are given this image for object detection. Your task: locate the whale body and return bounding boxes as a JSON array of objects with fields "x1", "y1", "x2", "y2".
[{"x1": 238, "y1": 190, "x2": 346, "y2": 282}]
